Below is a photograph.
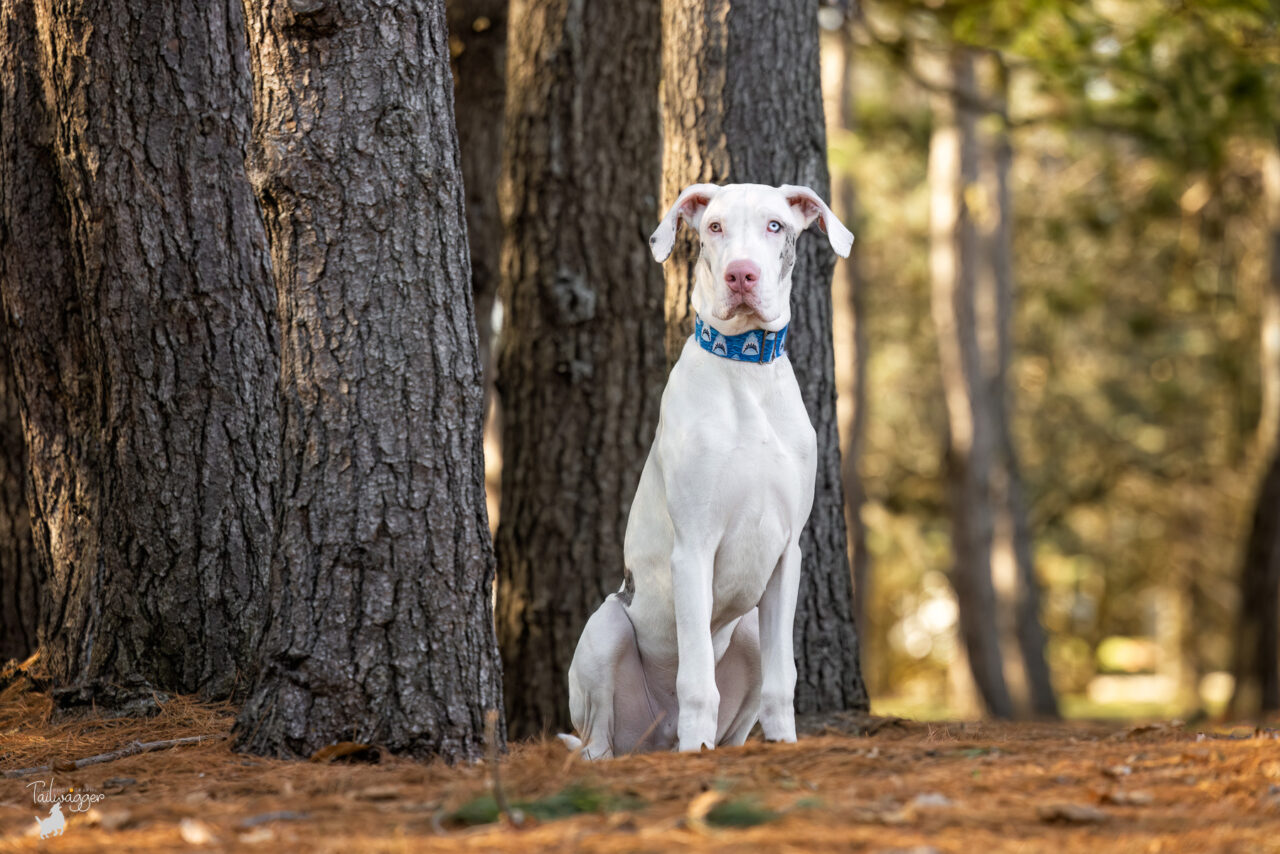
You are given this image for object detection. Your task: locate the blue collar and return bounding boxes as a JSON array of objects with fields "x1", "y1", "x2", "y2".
[{"x1": 694, "y1": 314, "x2": 789, "y2": 364}]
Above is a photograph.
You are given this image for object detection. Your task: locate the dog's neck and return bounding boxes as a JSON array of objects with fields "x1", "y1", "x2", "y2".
[{"x1": 693, "y1": 314, "x2": 789, "y2": 365}]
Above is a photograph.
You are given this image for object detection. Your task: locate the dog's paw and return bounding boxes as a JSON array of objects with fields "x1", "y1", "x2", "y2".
[
  {"x1": 677, "y1": 736, "x2": 716, "y2": 752},
  {"x1": 759, "y1": 714, "x2": 797, "y2": 743},
  {"x1": 676, "y1": 717, "x2": 718, "y2": 752}
]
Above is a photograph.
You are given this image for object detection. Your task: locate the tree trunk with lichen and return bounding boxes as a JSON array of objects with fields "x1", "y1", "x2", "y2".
[
  {"x1": 660, "y1": 0, "x2": 867, "y2": 714},
  {"x1": 496, "y1": 0, "x2": 665, "y2": 737},
  {"x1": 0, "y1": 0, "x2": 278, "y2": 703},
  {"x1": 233, "y1": 0, "x2": 503, "y2": 762}
]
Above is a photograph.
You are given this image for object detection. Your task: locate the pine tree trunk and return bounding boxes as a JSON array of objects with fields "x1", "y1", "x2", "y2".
[
  {"x1": 448, "y1": 0, "x2": 507, "y2": 401},
  {"x1": 0, "y1": 0, "x2": 74, "y2": 669},
  {"x1": 928, "y1": 46, "x2": 1014, "y2": 719},
  {"x1": 1232, "y1": 136, "x2": 1280, "y2": 716},
  {"x1": 1, "y1": 0, "x2": 278, "y2": 701},
  {"x1": 661, "y1": 0, "x2": 867, "y2": 714},
  {"x1": 496, "y1": 0, "x2": 665, "y2": 737},
  {"x1": 234, "y1": 0, "x2": 502, "y2": 761},
  {"x1": 0, "y1": 321, "x2": 37, "y2": 661},
  {"x1": 980, "y1": 65, "x2": 1057, "y2": 718}
]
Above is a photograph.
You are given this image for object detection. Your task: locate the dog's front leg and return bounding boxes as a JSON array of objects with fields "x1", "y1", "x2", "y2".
[
  {"x1": 671, "y1": 539, "x2": 720, "y2": 751},
  {"x1": 758, "y1": 542, "x2": 801, "y2": 742}
]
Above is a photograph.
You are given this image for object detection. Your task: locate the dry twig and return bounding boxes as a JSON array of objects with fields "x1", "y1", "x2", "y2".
[{"x1": 3, "y1": 734, "x2": 224, "y2": 778}]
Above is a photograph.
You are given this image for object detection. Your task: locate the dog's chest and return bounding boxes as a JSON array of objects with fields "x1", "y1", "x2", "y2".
[{"x1": 704, "y1": 411, "x2": 814, "y2": 618}]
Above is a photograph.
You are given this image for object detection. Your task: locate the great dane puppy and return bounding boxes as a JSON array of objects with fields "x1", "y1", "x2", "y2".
[{"x1": 560, "y1": 183, "x2": 853, "y2": 758}]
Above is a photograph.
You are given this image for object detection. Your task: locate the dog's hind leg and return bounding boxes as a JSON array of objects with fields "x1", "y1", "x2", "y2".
[
  {"x1": 566, "y1": 595, "x2": 663, "y2": 759},
  {"x1": 716, "y1": 610, "x2": 763, "y2": 746}
]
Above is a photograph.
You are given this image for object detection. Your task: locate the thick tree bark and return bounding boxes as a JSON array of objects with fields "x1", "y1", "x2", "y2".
[
  {"x1": 0, "y1": 0, "x2": 73, "y2": 668},
  {"x1": 928, "y1": 47, "x2": 1014, "y2": 719},
  {"x1": 496, "y1": 0, "x2": 665, "y2": 737},
  {"x1": 1, "y1": 0, "x2": 278, "y2": 700},
  {"x1": 234, "y1": 0, "x2": 502, "y2": 761},
  {"x1": 0, "y1": 321, "x2": 37, "y2": 661},
  {"x1": 980, "y1": 64, "x2": 1057, "y2": 718},
  {"x1": 661, "y1": 0, "x2": 868, "y2": 714},
  {"x1": 1232, "y1": 135, "x2": 1280, "y2": 716},
  {"x1": 448, "y1": 0, "x2": 506, "y2": 401}
]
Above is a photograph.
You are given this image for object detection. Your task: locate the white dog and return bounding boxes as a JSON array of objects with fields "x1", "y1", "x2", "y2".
[
  {"x1": 560, "y1": 182, "x2": 853, "y2": 757},
  {"x1": 36, "y1": 803, "x2": 66, "y2": 839}
]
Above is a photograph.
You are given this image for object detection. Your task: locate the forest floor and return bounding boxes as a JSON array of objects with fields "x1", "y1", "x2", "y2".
[{"x1": 2, "y1": 676, "x2": 1280, "y2": 853}]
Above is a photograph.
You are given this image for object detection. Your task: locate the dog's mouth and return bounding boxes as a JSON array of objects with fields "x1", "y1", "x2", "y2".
[{"x1": 717, "y1": 293, "x2": 773, "y2": 323}]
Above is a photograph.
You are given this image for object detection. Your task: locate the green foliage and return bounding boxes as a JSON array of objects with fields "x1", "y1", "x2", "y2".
[
  {"x1": 447, "y1": 783, "x2": 643, "y2": 827},
  {"x1": 704, "y1": 796, "x2": 780, "y2": 828}
]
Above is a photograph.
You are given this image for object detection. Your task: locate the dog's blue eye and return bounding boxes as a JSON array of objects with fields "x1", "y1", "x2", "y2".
[{"x1": 767, "y1": 220, "x2": 782, "y2": 233}]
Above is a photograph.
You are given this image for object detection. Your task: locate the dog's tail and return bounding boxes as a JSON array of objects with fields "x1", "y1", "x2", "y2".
[{"x1": 556, "y1": 733, "x2": 583, "y2": 752}]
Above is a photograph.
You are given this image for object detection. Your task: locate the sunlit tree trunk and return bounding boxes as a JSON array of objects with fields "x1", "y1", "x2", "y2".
[
  {"x1": 928, "y1": 46, "x2": 1014, "y2": 719},
  {"x1": 234, "y1": 0, "x2": 502, "y2": 761},
  {"x1": 979, "y1": 61, "x2": 1057, "y2": 718},
  {"x1": 828, "y1": 22, "x2": 871, "y2": 665},
  {"x1": 1232, "y1": 136, "x2": 1280, "y2": 717},
  {"x1": 662, "y1": 0, "x2": 867, "y2": 713},
  {"x1": 495, "y1": 0, "x2": 665, "y2": 737},
  {"x1": 2, "y1": 0, "x2": 278, "y2": 702}
]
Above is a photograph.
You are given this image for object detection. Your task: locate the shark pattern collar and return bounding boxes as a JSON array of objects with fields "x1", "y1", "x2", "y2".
[{"x1": 694, "y1": 314, "x2": 789, "y2": 365}]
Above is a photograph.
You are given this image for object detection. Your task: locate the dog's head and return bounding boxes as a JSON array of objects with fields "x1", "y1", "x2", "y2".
[{"x1": 649, "y1": 183, "x2": 852, "y2": 335}]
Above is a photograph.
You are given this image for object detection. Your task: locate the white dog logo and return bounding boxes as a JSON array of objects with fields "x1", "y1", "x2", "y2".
[{"x1": 35, "y1": 803, "x2": 66, "y2": 839}]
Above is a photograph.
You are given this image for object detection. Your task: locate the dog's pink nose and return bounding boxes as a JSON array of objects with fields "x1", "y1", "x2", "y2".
[{"x1": 724, "y1": 260, "x2": 761, "y2": 293}]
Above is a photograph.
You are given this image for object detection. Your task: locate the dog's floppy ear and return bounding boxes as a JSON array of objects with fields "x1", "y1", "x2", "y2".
[
  {"x1": 649, "y1": 183, "x2": 720, "y2": 263},
  {"x1": 778, "y1": 184, "x2": 854, "y2": 258}
]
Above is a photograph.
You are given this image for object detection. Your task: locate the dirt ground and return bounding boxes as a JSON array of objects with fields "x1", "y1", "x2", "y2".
[{"x1": 2, "y1": 679, "x2": 1280, "y2": 853}]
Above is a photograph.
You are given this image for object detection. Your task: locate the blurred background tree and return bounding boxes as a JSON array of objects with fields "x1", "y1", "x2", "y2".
[{"x1": 835, "y1": 0, "x2": 1280, "y2": 718}]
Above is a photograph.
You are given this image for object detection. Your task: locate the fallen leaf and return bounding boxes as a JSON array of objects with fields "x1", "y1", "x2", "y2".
[
  {"x1": 911, "y1": 792, "x2": 953, "y2": 809},
  {"x1": 236, "y1": 811, "x2": 309, "y2": 829},
  {"x1": 864, "y1": 716, "x2": 909, "y2": 736},
  {"x1": 354, "y1": 785, "x2": 403, "y2": 801},
  {"x1": 849, "y1": 801, "x2": 915, "y2": 825},
  {"x1": 179, "y1": 817, "x2": 216, "y2": 845},
  {"x1": 309, "y1": 741, "x2": 372, "y2": 763},
  {"x1": 239, "y1": 827, "x2": 275, "y2": 844},
  {"x1": 685, "y1": 789, "x2": 724, "y2": 831},
  {"x1": 1102, "y1": 790, "x2": 1154, "y2": 806},
  {"x1": 1114, "y1": 721, "x2": 1184, "y2": 741},
  {"x1": 92, "y1": 809, "x2": 134, "y2": 831},
  {"x1": 604, "y1": 812, "x2": 637, "y2": 832},
  {"x1": 1038, "y1": 803, "x2": 1108, "y2": 824}
]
